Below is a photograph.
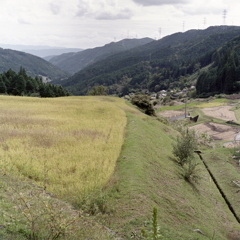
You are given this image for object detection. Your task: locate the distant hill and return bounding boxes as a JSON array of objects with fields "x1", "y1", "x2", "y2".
[
  {"x1": 43, "y1": 55, "x2": 57, "y2": 61},
  {"x1": 49, "y1": 38, "x2": 154, "y2": 74},
  {"x1": 25, "y1": 48, "x2": 83, "y2": 58},
  {"x1": 0, "y1": 44, "x2": 83, "y2": 58},
  {"x1": 0, "y1": 48, "x2": 69, "y2": 81},
  {"x1": 57, "y1": 26, "x2": 240, "y2": 95}
]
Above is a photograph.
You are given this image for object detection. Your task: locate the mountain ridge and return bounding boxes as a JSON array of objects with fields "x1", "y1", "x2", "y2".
[
  {"x1": 49, "y1": 37, "x2": 154, "y2": 74},
  {"x1": 57, "y1": 26, "x2": 240, "y2": 95}
]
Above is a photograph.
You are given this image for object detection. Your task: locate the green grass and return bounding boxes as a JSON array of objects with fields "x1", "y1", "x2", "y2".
[
  {"x1": 158, "y1": 101, "x2": 199, "y2": 112},
  {"x1": 203, "y1": 148, "x2": 240, "y2": 220},
  {"x1": 101, "y1": 110, "x2": 240, "y2": 239},
  {"x1": 211, "y1": 98, "x2": 229, "y2": 103},
  {"x1": 158, "y1": 99, "x2": 229, "y2": 113}
]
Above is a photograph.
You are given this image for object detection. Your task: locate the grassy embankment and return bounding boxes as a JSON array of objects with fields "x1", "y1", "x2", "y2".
[
  {"x1": 156, "y1": 98, "x2": 240, "y2": 239},
  {"x1": 102, "y1": 102, "x2": 240, "y2": 239},
  {"x1": 1, "y1": 96, "x2": 240, "y2": 239}
]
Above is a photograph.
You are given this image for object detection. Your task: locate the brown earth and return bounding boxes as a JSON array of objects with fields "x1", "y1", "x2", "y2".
[
  {"x1": 201, "y1": 106, "x2": 236, "y2": 121},
  {"x1": 161, "y1": 106, "x2": 240, "y2": 144},
  {"x1": 159, "y1": 110, "x2": 185, "y2": 118},
  {"x1": 190, "y1": 122, "x2": 239, "y2": 141}
]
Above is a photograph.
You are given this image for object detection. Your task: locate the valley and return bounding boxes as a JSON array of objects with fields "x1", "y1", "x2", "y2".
[{"x1": 1, "y1": 25, "x2": 240, "y2": 240}]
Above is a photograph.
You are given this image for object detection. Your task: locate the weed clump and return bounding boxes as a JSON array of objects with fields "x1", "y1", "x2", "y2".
[{"x1": 131, "y1": 207, "x2": 162, "y2": 240}]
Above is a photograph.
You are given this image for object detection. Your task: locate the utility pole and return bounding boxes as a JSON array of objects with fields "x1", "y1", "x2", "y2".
[
  {"x1": 223, "y1": 9, "x2": 227, "y2": 25},
  {"x1": 185, "y1": 98, "x2": 187, "y2": 118},
  {"x1": 158, "y1": 27, "x2": 161, "y2": 39}
]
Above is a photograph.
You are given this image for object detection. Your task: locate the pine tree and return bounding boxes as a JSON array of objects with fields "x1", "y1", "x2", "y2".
[{"x1": 0, "y1": 76, "x2": 7, "y2": 93}]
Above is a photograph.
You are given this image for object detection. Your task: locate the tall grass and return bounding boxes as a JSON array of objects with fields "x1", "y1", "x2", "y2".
[{"x1": 0, "y1": 95, "x2": 127, "y2": 205}]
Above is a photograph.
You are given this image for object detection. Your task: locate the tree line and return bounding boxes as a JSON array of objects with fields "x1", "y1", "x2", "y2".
[{"x1": 0, "y1": 67, "x2": 70, "y2": 97}]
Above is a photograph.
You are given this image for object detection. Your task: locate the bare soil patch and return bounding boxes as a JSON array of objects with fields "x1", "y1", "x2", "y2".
[
  {"x1": 190, "y1": 122, "x2": 239, "y2": 141},
  {"x1": 159, "y1": 110, "x2": 184, "y2": 118},
  {"x1": 202, "y1": 106, "x2": 236, "y2": 121}
]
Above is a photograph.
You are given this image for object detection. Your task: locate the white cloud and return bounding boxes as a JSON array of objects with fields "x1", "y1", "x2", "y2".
[
  {"x1": 76, "y1": 0, "x2": 90, "y2": 17},
  {"x1": 132, "y1": 0, "x2": 189, "y2": 6},
  {"x1": 96, "y1": 8, "x2": 133, "y2": 20},
  {"x1": 49, "y1": 3, "x2": 62, "y2": 15},
  {"x1": 76, "y1": 0, "x2": 134, "y2": 20},
  {"x1": 176, "y1": 0, "x2": 226, "y2": 16},
  {"x1": 18, "y1": 18, "x2": 31, "y2": 25}
]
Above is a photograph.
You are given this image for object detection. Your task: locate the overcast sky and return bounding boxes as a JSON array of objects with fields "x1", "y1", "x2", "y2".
[{"x1": 0, "y1": 0, "x2": 239, "y2": 49}]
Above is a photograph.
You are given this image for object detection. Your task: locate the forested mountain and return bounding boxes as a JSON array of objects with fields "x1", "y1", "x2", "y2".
[
  {"x1": 0, "y1": 48, "x2": 69, "y2": 81},
  {"x1": 49, "y1": 38, "x2": 154, "y2": 74},
  {"x1": 196, "y1": 35, "x2": 240, "y2": 97},
  {"x1": 57, "y1": 26, "x2": 240, "y2": 96}
]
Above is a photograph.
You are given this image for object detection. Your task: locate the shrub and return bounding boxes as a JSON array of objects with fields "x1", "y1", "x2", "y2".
[
  {"x1": 131, "y1": 95, "x2": 156, "y2": 116},
  {"x1": 87, "y1": 85, "x2": 107, "y2": 96},
  {"x1": 172, "y1": 129, "x2": 197, "y2": 166},
  {"x1": 172, "y1": 128, "x2": 202, "y2": 183}
]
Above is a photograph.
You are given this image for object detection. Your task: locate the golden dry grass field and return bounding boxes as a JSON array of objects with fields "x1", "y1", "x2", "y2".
[
  {"x1": 0, "y1": 95, "x2": 127, "y2": 204},
  {"x1": 195, "y1": 101, "x2": 225, "y2": 108}
]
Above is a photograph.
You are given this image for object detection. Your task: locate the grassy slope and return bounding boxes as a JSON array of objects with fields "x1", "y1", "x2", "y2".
[
  {"x1": 102, "y1": 107, "x2": 240, "y2": 239},
  {"x1": 203, "y1": 148, "x2": 240, "y2": 218},
  {"x1": 1, "y1": 96, "x2": 240, "y2": 239}
]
